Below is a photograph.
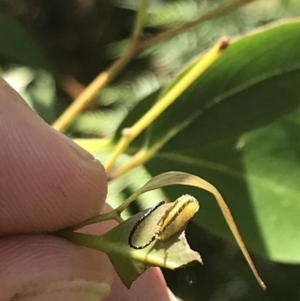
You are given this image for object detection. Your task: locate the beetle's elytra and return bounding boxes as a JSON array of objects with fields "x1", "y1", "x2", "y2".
[{"x1": 128, "y1": 195, "x2": 199, "y2": 250}]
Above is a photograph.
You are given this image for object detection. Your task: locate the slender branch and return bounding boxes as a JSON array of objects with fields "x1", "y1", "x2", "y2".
[
  {"x1": 52, "y1": 0, "x2": 150, "y2": 132},
  {"x1": 72, "y1": 208, "x2": 124, "y2": 231},
  {"x1": 52, "y1": 0, "x2": 255, "y2": 132},
  {"x1": 52, "y1": 46, "x2": 137, "y2": 132},
  {"x1": 109, "y1": 149, "x2": 150, "y2": 179},
  {"x1": 104, "y1": 38, "x2": 229, "y2": 172},
  {"x1": 139, "y1": 0, "x2": 254, "y2": 51},
  {"x1": 131, "y1": 0, "x2": 150, "y2": 43}
]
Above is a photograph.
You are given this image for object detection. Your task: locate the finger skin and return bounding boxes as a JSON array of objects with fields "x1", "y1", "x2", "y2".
[
  {"x1": 83, "y1": 210, "x2": 177, "y2": 301},
  {"x1": 0, "y1": 78, "x2": 174, "y2": 300},
  {"x1": 107, "y1": 268, "x2": 177, "y2": 301},
  {"x1": 0, "y1": 235, "x2": 112, "y2": 301},
  {"x1": 0, "y1": 78, "x2": 107, "y2": 234},
  {"x1": 0, "y1": 78, "x2": 111, "y2": 300},
  {"x1": 0, "y1": 221, "x2": 175, "y2": 301}
]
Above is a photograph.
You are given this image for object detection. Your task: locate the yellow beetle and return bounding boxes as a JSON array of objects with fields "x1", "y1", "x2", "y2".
[{"x1": 128, "y1": 195, "x2": 199, "y2": 249}]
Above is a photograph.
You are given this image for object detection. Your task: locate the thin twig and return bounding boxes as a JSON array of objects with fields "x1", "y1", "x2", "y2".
[
  {"x1": 131, "y1": 0, "x2": 150, "y2": 43},
  {"x1": 104, "y1": 38, "x2": 230, "y2": 172},
  {"x1": 52, "y1": 0, "x2": 150, "y2": 132},
  {"x1": 72, "y1": 208, "x2": 124, "y2": 231},
  {"x1": 52, "y1": 46, "x2": 137, "y2": 132},
  {"x1": 109, "y1": 149, "x2": 149, "y2": 179},
  {"x1": 139, "y1": 0, "x2": 254, "y2": 51},
  {"x1": 52, "y1": 0, "x2": 255, "y2": 132}
]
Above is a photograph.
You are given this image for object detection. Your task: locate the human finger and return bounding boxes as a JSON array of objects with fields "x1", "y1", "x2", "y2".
[
  {"x1": 0, "y1": 78, "x2": 107, "y2": 235},
  {"x1": 0, "y1": 235, "x2": 112, "y2": 301}
]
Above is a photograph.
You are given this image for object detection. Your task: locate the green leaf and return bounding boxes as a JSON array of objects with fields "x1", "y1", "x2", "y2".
[
  {"x1": 3, "y1": 67, "x2": 56, "y2": 123},
  {"x1": 240, "y1": 119, "x2": 300, "y2": 262},
  {"x1": 115, "y1": 20, "x2": 300, "y2": 263},
  {"x1": 58, "y1": 199, "x2": 201, "y2": 288},
  {"x1": 104, "y1": 201, "x2": 201, "y2": 288},
  {"x1": 145, "y1": 20, "x2": 300, "y2": 150},
  {"x1": 0, "y1": 11, "x2": 50, "y2": 69},
  {"x1": 110, "y1": 171, "x2": 265, "y2": 289},
  {"x1": 143, "y1": 118, "x2": 300, "y2": 264}
]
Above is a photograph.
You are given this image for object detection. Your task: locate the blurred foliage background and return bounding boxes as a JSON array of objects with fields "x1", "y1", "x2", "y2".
[
  {"x1": 2, "y1": 0, "x2": 298, "y2": 138},
  {"x1": 1, "y1": 0, "x2": 300, "y2": 300}
]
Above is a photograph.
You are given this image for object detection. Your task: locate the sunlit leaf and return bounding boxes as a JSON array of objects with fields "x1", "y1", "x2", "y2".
[
  {"x1": 58, "y1": 199, "x2": 201, "y2": 288},
  {"x1": 114, "y1": 20, "x2": 300, "y2": 263}
]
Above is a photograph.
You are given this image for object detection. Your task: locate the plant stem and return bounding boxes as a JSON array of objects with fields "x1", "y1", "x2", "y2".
[
  {"x1": 72, "y1": 209, "x2": 124, "y2": 231},
  {"x1": 52, "y1": 0, "x2": 255, "y2": 133},
  {"x1": 52, "y1": 0, "x2": 150, "y2": 132},
  {"x1": 108, "y1": 149, "x2": 147, "y2": 179},
  {"x1": 139, "y1": 0, "x2": 254, "y2": 51},
  {"x1": 131, "y1": 0, "x2": 150, "y2": 43},
  {"x1": 52, "y1": 46, "x2": 136, "y2": 132},
  {"x1": 104, "y1": 38, "x2": 229, "y2": 172},
  {"x1": 56, "y1": 231, "x2": 107, "y2": 253}
]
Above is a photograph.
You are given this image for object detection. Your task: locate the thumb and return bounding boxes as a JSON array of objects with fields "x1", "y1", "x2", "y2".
[{"x1": 0, "y1": 235, "x2": 112, "y2": 301}]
